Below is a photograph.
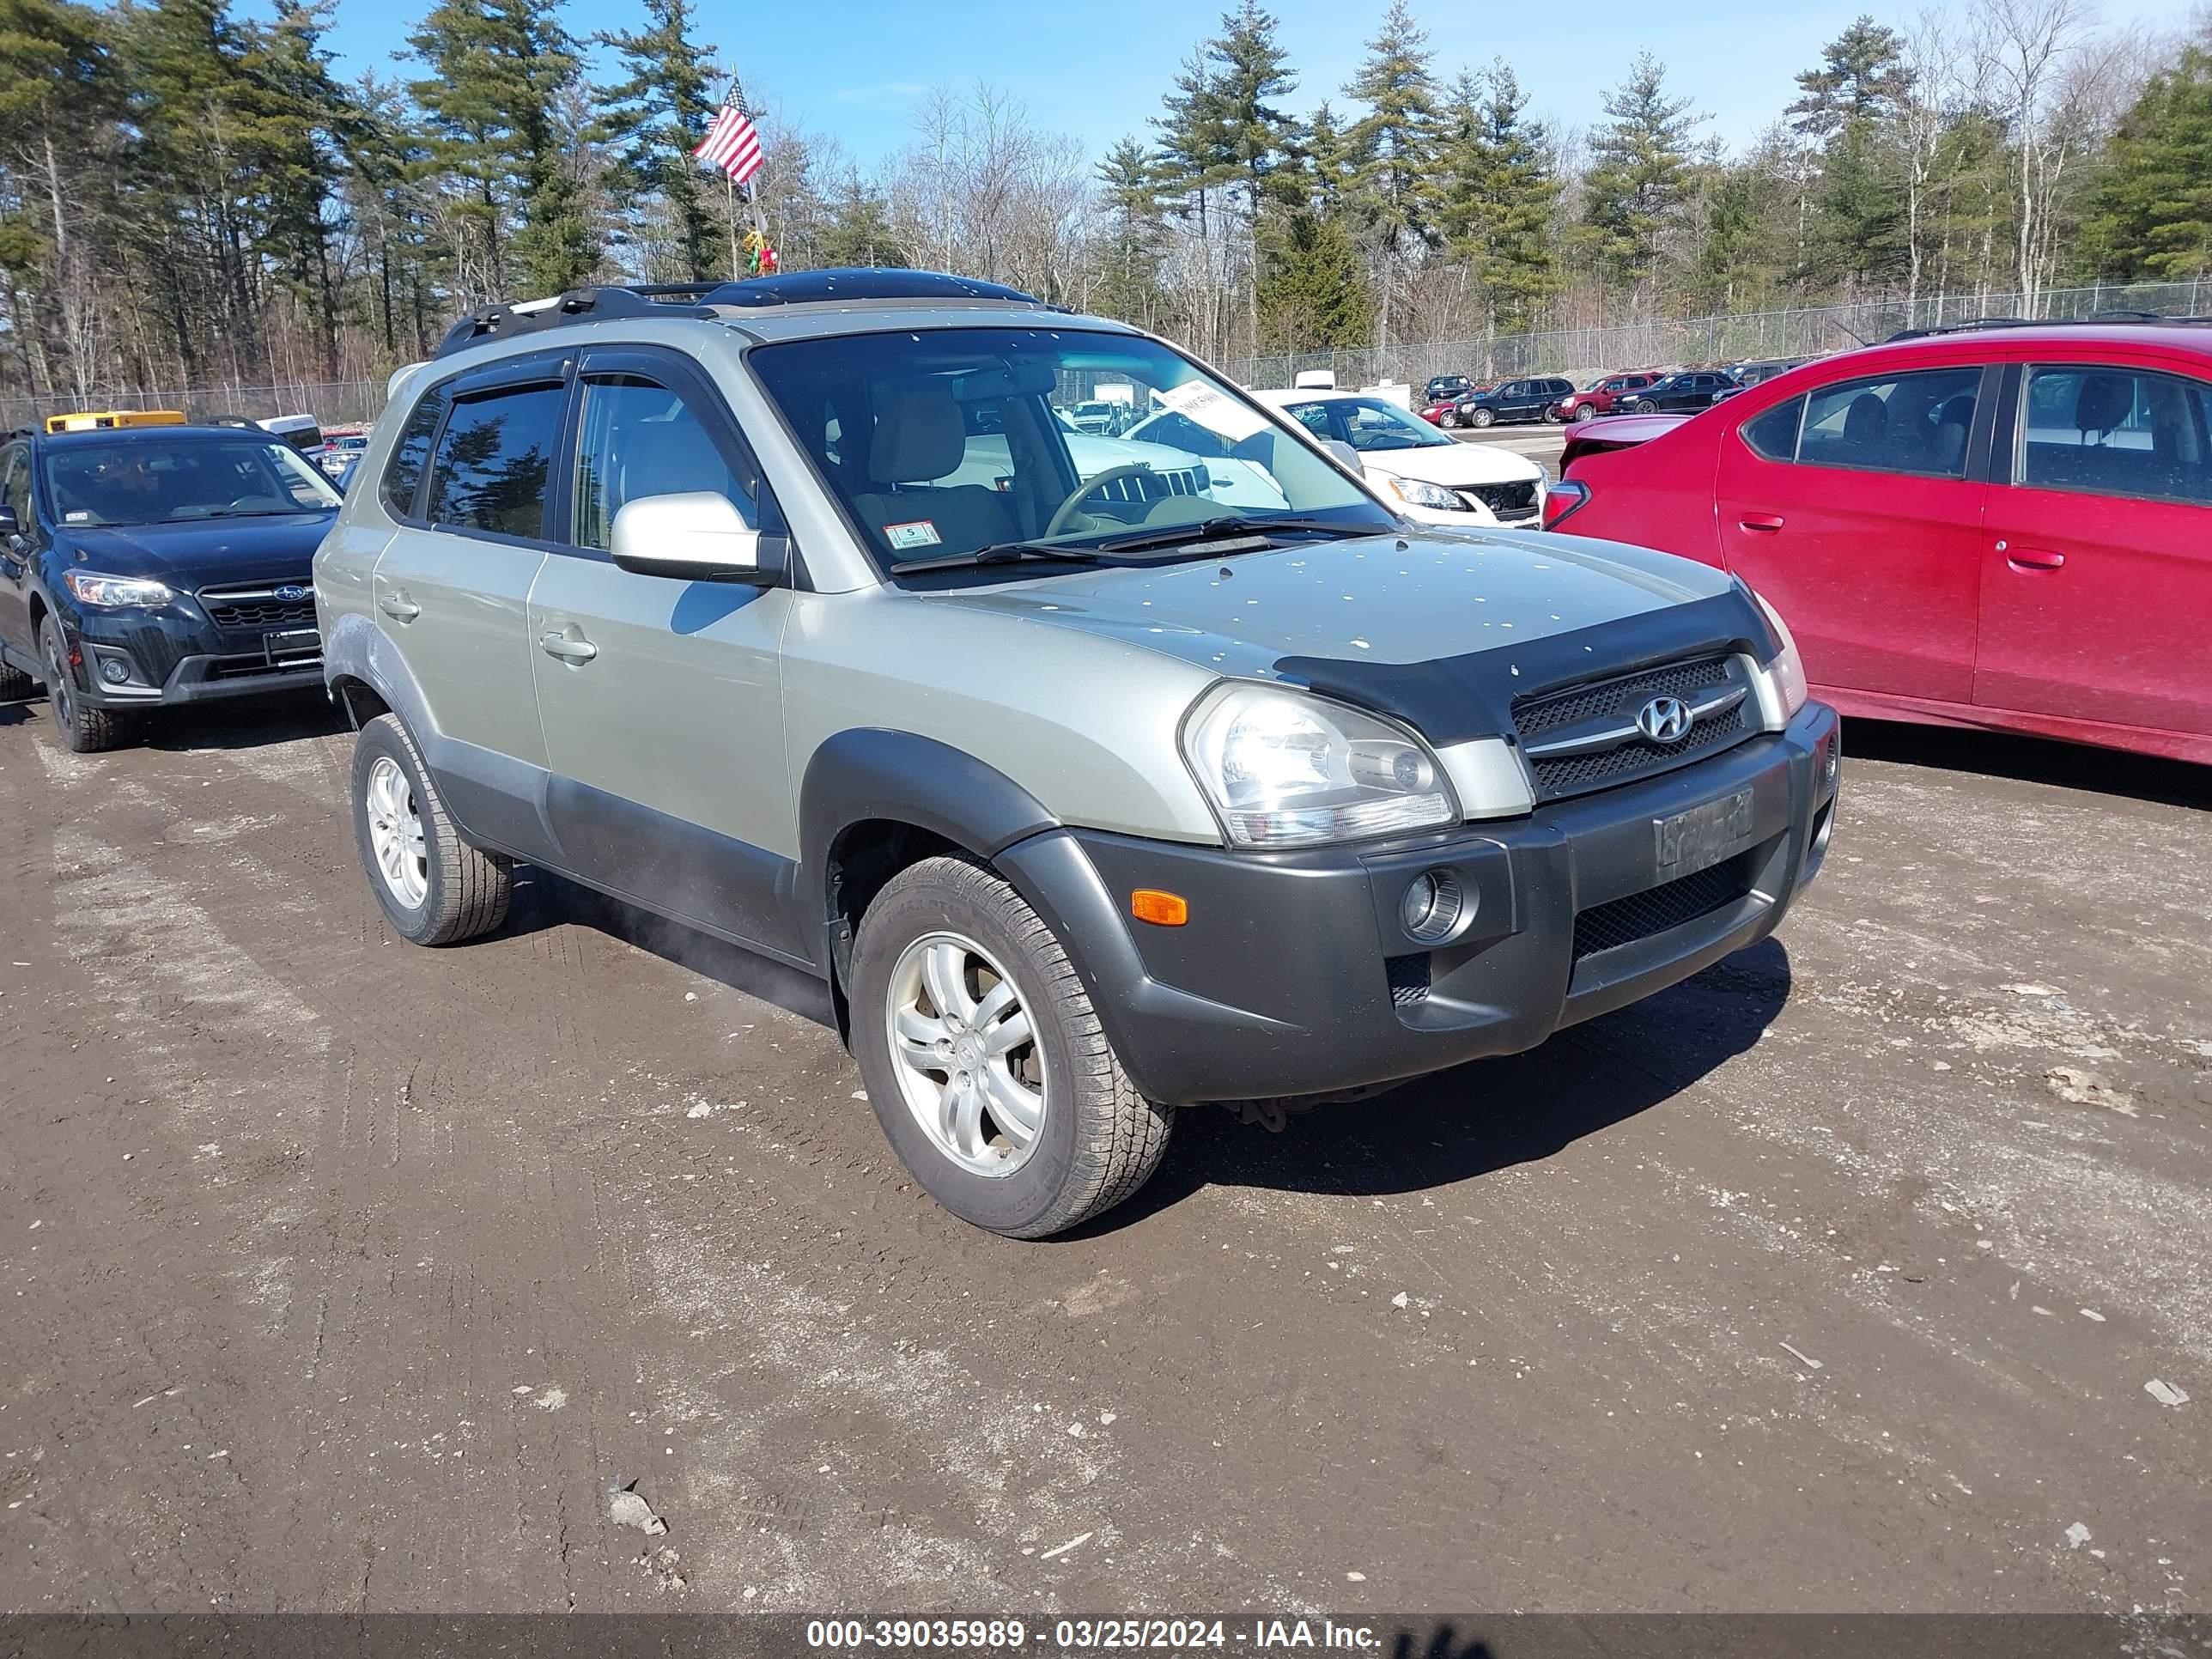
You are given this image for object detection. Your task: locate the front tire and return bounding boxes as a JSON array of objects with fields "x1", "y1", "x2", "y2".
[
  {"x1": 850, "y1": 854, "x2": 1173, "y2": 1238},
  {"x1": 40, "y1": 617, "x2": 124, "y2": 753},
  {"x1": 1571, "y1": 404, "x2": 1596, "y2": 422},
  {"x1": 350, "y1": 713, "x2": 512, "y2": 945},
  {"x1": 1469, "y1": 407, "x2": 1495, "y2": 428},
  {"x1": 1633, "y1": 398, "x2": 1659, "y2": 415}
]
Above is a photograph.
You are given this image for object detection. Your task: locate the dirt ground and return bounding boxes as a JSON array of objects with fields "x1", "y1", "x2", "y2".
[{"x1": 0, "y1": 687, "x2": 2206, "y2": 1617}]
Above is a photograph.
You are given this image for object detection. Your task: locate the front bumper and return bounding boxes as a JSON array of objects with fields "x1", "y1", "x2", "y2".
[
  {"x1": 59, "y1": 605, "x2": 323, "y2": 708},
  {"x1": 999, "y1": 702, "x2": 1840, "y2": 1106}
]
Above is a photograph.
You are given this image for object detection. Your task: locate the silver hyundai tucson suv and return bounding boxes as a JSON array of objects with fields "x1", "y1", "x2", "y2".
[{"x1": 315, "y1": 268, "x2": 1841, "y2": 1238}]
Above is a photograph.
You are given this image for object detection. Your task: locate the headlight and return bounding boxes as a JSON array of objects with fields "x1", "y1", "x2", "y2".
[
  {"x1": 1380, "y1": 474, "x2": 1470, "y2": 513},
  {"x1": 1753, "y1": 592, "x2": 1808, "y2": 720},
  {"x1": 64, "y1": 571, "x2": 174, "y2": 608},
  {"x1": 1181, "y1": 684, "x2": 1458, "y2": 848}
]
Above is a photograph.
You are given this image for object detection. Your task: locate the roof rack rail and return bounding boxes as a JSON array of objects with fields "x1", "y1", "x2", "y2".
[
  {"x1": 432, "y1": 268, "x2": 1057, "y2": 360},
  {"x1": 1883, "y1": 311, "x2": 2212, "y2": 343}
]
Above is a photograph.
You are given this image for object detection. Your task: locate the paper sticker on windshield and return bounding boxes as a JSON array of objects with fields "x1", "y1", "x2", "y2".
[
  {"x1": 1152, "y1": 380, "x2": 1270, "y2": 444},
  {"x1": 884, "y1": 520, "x2": 941, "y2": 550},
  {"x1": 65, "y1": 510, "x2": 90, "y2": 523}
]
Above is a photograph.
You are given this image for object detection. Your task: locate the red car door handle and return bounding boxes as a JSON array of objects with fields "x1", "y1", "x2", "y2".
[
  {"x1": 2003, "y1": 545, "x2": 2065, "y2": 570},
  {"x1": 1738, "y1": 514, "x2": 1785, "y2": 532}
]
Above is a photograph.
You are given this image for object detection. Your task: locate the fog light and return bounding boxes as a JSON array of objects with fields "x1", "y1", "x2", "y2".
[
  {"x1": 1398, "y1": 870, "x2": 1468, "y2": 944},
  {"x1": 100, "y1": 659, "x2": 130, "y2": 684}
]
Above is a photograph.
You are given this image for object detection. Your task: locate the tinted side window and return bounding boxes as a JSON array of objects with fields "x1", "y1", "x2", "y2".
[
  {"x1": 380, "y1": 389, "x2": 447, "y2": 521},
  {"x1": 1741, "y1": 397, "x2": 1806, "y2": 461},
  {"x1": 0, "y1": 447, "x2": 30, "y2": 526},
  {"x1": 573, "y1": 375, "x2": 757, "y2": 551},
  {"x1": 1798, "y1": 367, "x2": 1980, "y2": 479},
  {"x1": 427, "y1": 383, "x2": 566, "y2": 538},
  {"x1": 2019, "y1": 364, "x2": 2212, "y2": 507}
]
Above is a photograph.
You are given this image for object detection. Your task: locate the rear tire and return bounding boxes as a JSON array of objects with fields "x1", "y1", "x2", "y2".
[
  {"x1": 1470, "y1": 407, "x2": 1495, "y2": 428},
  {"x1": 849, "y1": 854, "x2": 1173, "y2": 1238},
  {"x1": 0, "y1": 658, "x2": 33, "y2": 702},
  {"x1": 350, "y1": 712, "x2": 512, "y2": 945},
  {"x1": 1544, "y1": 405, "x2": 1565, "y2": 423},
  {"x1": 39, "y1": 617, "x2": 125, "y2": 753}
]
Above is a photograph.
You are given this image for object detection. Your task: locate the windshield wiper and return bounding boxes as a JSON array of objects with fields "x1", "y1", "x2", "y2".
[
  {"x1": 892, "y1": 541, "x2": 1106, "y2": 575},
  {"x1": 1093, "y1": 515, "x2": 1364, "y2": 555}
]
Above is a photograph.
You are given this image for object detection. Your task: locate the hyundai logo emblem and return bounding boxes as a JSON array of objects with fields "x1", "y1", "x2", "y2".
[
  {"x1": 1636, "y1": 696, "x2": 1693, "y2": 744},
  {"x1": 275, "y1": 584, "x2": 309, "y2": 603}
]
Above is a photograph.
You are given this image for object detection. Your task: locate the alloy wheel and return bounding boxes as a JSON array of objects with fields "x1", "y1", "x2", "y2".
[
  {"x1": 884, "y1": 931, "x2": 1046, "y2": 1177},
  {"x1": 364, "y1": 755, "x2": 429, "y2": 908}
]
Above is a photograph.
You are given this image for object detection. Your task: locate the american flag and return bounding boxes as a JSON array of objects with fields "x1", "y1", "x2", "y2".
[{"x1": 693, "y1": 89, "x2": 764, "y2": 185}]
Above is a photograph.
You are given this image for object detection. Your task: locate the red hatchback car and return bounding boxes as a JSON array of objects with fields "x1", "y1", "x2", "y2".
[{"x1": 1548, "y1": 322, "x2": 2212, "y2": 765}]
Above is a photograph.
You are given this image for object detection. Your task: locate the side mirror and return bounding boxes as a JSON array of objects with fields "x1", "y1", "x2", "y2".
[
  {"x1": 609, "y1": 491, "x2": 777, "y2": 584},
  {"x1": 1323, "y1": 439, "x2": 1363, "y2": 473}
]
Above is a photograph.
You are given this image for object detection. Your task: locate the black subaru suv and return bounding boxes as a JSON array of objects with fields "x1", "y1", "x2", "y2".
[{"x1": 0, "y1": 423, "x2": 342, "y2": 750}]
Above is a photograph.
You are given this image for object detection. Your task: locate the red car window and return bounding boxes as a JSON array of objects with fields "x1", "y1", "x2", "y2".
[
  {"x1": 1796, "y1": 367, "x2": 1981, "y2": 479},
  {"x1": 2017, "y1": 363, "x2": 2212, "y2": 507}
]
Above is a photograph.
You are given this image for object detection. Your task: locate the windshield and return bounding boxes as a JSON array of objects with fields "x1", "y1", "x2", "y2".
[
  {"x1": 41, "y1": 437, "x2": 341, "y2": 526},
  {"x1": 748, "y1": 326, "x2": 1390, "y2": 572},
  {"x1": 1283, "y1": 396, "x2": 1454, "y2": 453}
]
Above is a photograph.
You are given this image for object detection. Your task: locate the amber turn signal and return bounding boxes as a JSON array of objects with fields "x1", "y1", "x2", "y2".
[{"x1": 1130, "y1": 889, "x2": 1188, "y2": 927}]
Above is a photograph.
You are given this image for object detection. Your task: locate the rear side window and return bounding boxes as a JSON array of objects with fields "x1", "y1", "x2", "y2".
[
  {"x1": 2018, "y1": 364, "x2": 2212, "y2": 507},
  {"x1": 1741, "y1": 397, "x2": 1806, "y2": 461},
  {"x1": 572, "y1": 375, "x2": 757, "y2": 551},
  {"x1": 427, "y1": 383, "x2": 566, "y2": 538},
  {"x1": 1797, "y1": 367, "x2": 1981, "y2": 479},
  {"x1": 380, "y1": 389, "x2": 447, "y2": 521},
  {"x1": 0, "y1": 446, "x2": 30, "y2": 526}
]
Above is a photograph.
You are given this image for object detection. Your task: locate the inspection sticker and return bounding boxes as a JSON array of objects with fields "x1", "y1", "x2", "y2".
[{"x1": 884, "y1": 520, "x2": 942, "y2": 550}]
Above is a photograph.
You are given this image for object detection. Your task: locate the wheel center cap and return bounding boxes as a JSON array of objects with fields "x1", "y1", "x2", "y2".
[{"x1": 955, "y1": 1036, "x2": 982, "y2": 1070}]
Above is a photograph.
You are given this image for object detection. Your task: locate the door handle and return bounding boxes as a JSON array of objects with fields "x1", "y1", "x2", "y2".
[
  {"x1": 540, "y1": 630, "x2": 599, "y2": 664},
  {"x1": 2003, "y1": 545, "x2": 2065, "y2": 571},
  {"x1": 378, "y1": 591, "x2": 420, "y2": 622},
  {"x1": 1738, "y1": 514, "x2": 1785, "y2": 532}
]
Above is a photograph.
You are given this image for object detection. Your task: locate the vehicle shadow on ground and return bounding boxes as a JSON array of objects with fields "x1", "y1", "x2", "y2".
[
  {"x1": 1091, "y1": 936, "x2": 1794, "y2": 1230},
  {"x1": 141, "y1": 694, "x2": 347, "y2": 752},
  {"x1": 1844, "y1": 716, "x2": 2209, "y2": 811},
  {"x1": 0, "y1": 696, "x2": 30, "y2": 730}
]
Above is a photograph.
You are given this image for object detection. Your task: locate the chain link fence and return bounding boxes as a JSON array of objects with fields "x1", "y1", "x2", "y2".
[
  {"x1": 7, "y1": 280, "x2": 2209, "y2": 427},
  {"x1": 1219, "y1": 280, "x2": 2212, "y2": 392},
  {"x1": 2, "y1": 378, "x2": 386, "y2": 436}
]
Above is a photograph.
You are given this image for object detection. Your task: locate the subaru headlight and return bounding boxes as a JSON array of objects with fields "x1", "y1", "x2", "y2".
[
  {"x1": 1752, "y1": 591, "x2": 1808, "y2": 721},
  {"x1": 1182, "y1": 684, "x2": 1458, "y2": 848},
  {"x1": 1380, "y1": 474, "x2": 1471, "y2": 513},
  {"x1": 64, "y1": 571, "x2": 174, "y2": 609}
]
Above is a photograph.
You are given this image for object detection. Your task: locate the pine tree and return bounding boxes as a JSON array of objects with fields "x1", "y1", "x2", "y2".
[
  {"x1": 1579, "y1": 51, "x2": 1704, "y2": 295},
  {"x1": 815, "y1": 171, "x2": 906, "y2": 269},
  {"x1": 1341, "y1": 0, "x2": 1442, "y2": 348},
  {"x1": 1787, "y1": 15, "x2": 1910, "y2": 142},
  {"x1": 1300, "y1": 100, "x2": 1354, "y2": 218},
  {"x1": 597, "y1": 0, "x2": 720, "y2": 282},
  {"x1": 1438, "y1": 60, "x2": 1559, "y2": 330},
  {"x1": 1206, "y1": 0, "x2": 1297, "y2": 349},
  {"x1": 1093, "y1": 135, "x2": 1166, "y2": 325},
  {"x1": 1789, "y1": 16, "x2": 1910, "y2": 291},
  {"x1": 1153, "y1": 46, "x2": 1237, "y2": 354},
  {"x1": 1258, "y1": 210, "x2": 1373, "y2": 350},
  {"x1": 2080, "y1": 46, "x2": 2212, "y2": 281},
  {"x1": 244, "y1": 0, "x2": 353, "y2": 376}
]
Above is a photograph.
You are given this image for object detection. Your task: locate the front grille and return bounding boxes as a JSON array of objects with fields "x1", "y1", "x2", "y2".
[
  {"x1": 1385, "y1": 952, "x2": 1431, "y2": 1008},
  {"x1": 206, "y1": 653, "x2": 318, "y2": 680},
  {"x1": 1572, "y1": 854, "x2": 1755, "y2": 960},
  {"x1": 198, "y1": 586, "x2": 316, "y2": 630},
  {"x1": 1515, "y1": 655, "x2": 1752, "y2": 802},
  {"x1": 1087, "y1": 465, "x2": 1211, "y2": 506},
  {"x1": 1462, "y1": 479, "x2": 1538, "y2": 520}
]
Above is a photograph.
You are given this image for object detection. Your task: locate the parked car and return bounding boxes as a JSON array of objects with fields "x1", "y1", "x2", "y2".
[
  {"x1": 1416, "y1": 389, "x2": 1487, "y2": 426},
  {"x1": 1729, "y1": 356, "x2": 1820, "y2": 386},
  {"x1": 1624, "y1": 371, "x2": 1741, "y2": 413},
  {"x1": 1255, "y1": 387, "x2": 1545, "y2": 526},
  {"x1": 0, "y1": 420, "x2": 342, "y2": 750},
  {"x1": 1547, "y1": 319, "x2": 2212, "y2": 764},
  {"x1": 1424, "y1": 374, "x2": 1474, "y2": 405},
  {"x1": 1556, "y1": 372, "x2": 1661, "y2": 422},
  {"x1": 316, "y1": 266, "x2": 1838, "y2": 1237},
  {"x1": 1446, "y1": 376, "x2": 1576, "y2": 428}
]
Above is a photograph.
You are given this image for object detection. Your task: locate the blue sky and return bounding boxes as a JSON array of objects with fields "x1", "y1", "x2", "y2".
[{"x1": 294, "y1": 0, "x2": 2193, "y2": 167}]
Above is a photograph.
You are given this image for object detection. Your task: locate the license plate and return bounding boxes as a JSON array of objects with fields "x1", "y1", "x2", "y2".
[
  {"x1": 265, "y1": 628, "x2": 321, "y2": 662},
  {"x1": 1655, "y1": 788, "x2": 1755, "y2": 876}
]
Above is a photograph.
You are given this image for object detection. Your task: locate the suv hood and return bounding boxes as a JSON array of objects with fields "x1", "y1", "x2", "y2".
[
  {"x1": 933, "y1": 527, "x2": 1735, "y2": 679},
  {"x1": 58, "y1": 514, "x2": 333, "y2": 586}
]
